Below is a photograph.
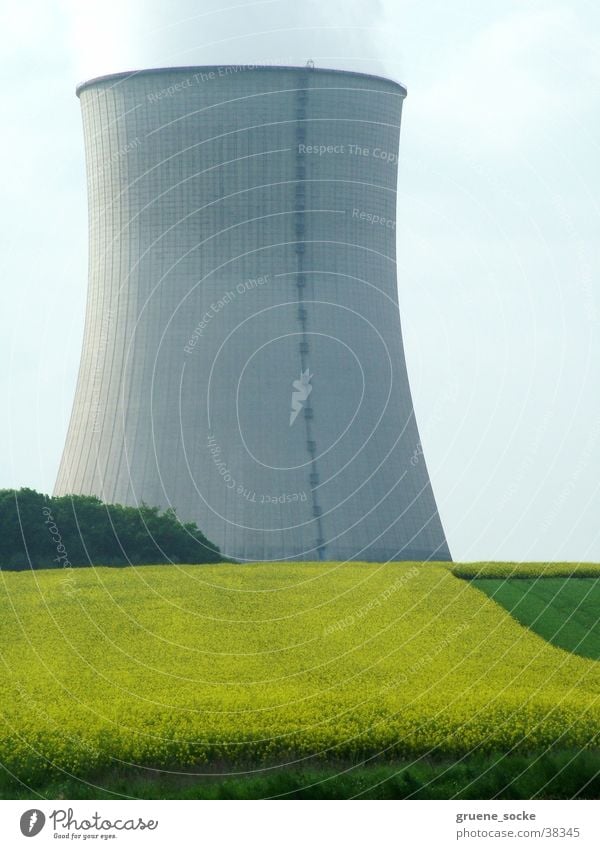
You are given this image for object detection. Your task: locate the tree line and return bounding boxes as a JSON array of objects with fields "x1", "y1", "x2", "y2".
[{"x1": 0, "y1": 488, "x2": 222, "y2": 570}]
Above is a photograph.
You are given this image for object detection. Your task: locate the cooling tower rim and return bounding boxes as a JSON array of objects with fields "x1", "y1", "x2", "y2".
[{"x1": 75, "y1": 65, "x2": 407, "y2": 98}]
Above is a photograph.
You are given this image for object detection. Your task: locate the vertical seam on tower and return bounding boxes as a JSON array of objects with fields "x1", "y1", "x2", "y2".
[{"x1": 295, "y1": 70, "x2": 326, "y2": 561}]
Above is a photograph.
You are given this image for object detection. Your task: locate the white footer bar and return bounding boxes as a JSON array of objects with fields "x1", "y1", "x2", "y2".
[{"x1": 0, "y1": 799, "x2": 597, "y2": 848}]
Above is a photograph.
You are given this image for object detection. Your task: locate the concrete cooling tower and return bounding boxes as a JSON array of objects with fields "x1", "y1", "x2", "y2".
[{"x1": 55, "y1": 64, "x2": 451, "y2": 563}]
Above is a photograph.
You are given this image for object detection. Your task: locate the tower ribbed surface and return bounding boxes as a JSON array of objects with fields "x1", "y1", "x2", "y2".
[{"x1": 55, "y1": 65, "x2": 451, "y2": 562}]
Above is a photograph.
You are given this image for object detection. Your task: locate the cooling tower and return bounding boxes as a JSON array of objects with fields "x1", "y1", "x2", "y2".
[{"x1": 55, "y1": 64, "x2": 451, "y2": 563}]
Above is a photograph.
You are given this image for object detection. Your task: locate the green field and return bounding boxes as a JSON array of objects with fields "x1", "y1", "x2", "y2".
[
  {"x1": 472, "y1": 579, "x2": 600, "y2": 660},
  {"x1": 0, "y1": 562, "x2": 599, "y2": 798}
]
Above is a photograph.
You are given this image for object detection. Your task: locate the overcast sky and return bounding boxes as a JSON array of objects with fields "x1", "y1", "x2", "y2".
[{"x1": 1, "y1": 0, "x2": 599, "y2": 562}]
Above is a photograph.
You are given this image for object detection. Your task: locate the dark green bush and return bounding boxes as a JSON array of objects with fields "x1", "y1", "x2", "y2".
[{"x1": 0, "y1": 488, "x2": 222, "y2": 569}]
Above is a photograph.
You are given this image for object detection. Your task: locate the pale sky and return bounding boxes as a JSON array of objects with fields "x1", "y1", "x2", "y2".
[{"x1": 1, "y1": 0, "x2": 599, "y2": 562}]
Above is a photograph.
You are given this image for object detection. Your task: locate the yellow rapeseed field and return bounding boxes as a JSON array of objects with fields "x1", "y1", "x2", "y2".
[{"x1": 0, "y1": 563, "x2": 598, "y2": 783}]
